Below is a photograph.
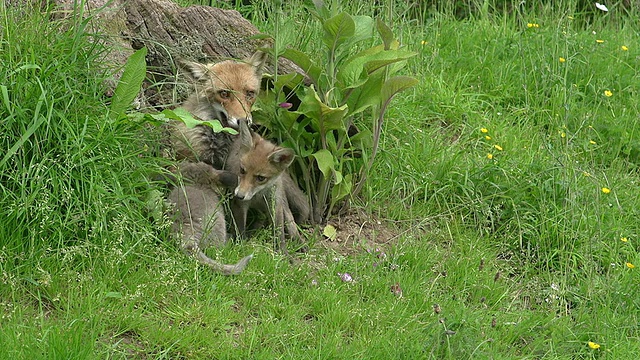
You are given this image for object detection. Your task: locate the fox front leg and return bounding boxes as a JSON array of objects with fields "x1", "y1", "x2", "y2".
[
  {"x1": 231, "y1": 202, "x2": 249, "y2": 241},
  {"x1": 273, "y1": 202, "x2": 289, "y2": 254}
]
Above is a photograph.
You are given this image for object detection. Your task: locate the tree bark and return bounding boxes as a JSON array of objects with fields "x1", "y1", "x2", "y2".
[{"x1": 53, "y1": 0, "x2": 306, "y2": 107}]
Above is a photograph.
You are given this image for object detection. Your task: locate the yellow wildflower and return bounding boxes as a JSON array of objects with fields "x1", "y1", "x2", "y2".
[
  {"x1": 527, "y1": 23, "x2": 540, "y2": 28},
  {"x1": 621, "y1": 237, "x2": 628, "y2": 242},
  {"x1": 596, "y1": 39, "x2": 604, "y2": 44},
  {"x1": 559, "y1": 57, "x2": 566, "y2": 63},
  {"x1": 494, "y1": 145, "x2": 503, "y2": 151},
  {"x1": 583, "y1": 172, "x2": 591, "y2": 177},
  {"x1": 560, "y1": 132, "x2": 566, "y2": 138},
  {"x1": 621, "y1": 45, "x2": 629, "y2": 51},
  {"x1": 604, "y1": 90, "x2": 613, "y2": 97},
  {"x1": 485, "y1": 135, "x2": 492, "y2": 140},
  {"x1": 487, "y1": 153, "x2": 494, "y2": 160},
  {"x1": 627, "y1": 262, "x2": 635, "y2": 269},
  {"x1": 602, "y1": 187, "x2": 611, "y2": 194},
  {"x1": 421, "y1": 40, "x2": 428, "y2": 45},
  {"x1": 481, "y1": 128, "x2": 488, "y2": 133},
  {"x1": 588, "y1": 341, "x2": 601, "y2": 350},
  {"x1": 589, "y1": 140, "x2": 597, "y2": 145}
]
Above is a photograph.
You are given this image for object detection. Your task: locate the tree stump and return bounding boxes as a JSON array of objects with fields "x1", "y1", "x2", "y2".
[{"x1": 53, "y1": 0, "x2": 305, "y2": 107}]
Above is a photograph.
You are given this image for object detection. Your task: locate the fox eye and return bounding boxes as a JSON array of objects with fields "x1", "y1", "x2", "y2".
[
  {"x1": 218, "y1": 90, "x2": 231, "y2": 99},
  {"x1": 255, "y1": 175, "x2": 266, "y2": 183},
  {"x1": 239, "y1": 167, "x2": 246, "y2": 175},
  {"x1": 245, "y1": 91, "x2": 256, "y2": 100}
]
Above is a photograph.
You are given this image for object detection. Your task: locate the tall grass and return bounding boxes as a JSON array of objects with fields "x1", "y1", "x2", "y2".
[
  {"x1": 1, "y1": 0, "x2": 639, "y2": 358},
  {"x1": 0, "y1": 3, "x2": 171, "y2": 358}
]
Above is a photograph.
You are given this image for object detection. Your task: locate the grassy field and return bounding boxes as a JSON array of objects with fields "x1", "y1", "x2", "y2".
[{"x1": 1, "y1": 0, "x2": 639, "y2": 358}]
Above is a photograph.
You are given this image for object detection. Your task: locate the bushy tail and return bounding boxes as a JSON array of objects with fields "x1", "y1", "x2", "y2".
[
  {"x1": 182, "y1": 237, "x2": 252, "y2": 275},
  {"x1": 193, "y1": 251, "x2": 253, "y2": 275}
]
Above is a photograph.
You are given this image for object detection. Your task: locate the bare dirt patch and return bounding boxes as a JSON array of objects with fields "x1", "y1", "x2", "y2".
[{"x1": 316, "y1": 208, "x2": 404, "y2": 256}]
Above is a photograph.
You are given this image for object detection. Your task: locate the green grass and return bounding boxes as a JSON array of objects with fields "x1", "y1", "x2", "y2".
[{"x1": 2, "y1": 0, "x2": 640, "y2": 358}]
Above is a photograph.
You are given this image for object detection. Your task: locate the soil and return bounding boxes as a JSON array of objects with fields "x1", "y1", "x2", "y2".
[{"x1": 317, "y1": 208, "x2": 404, "y2": 256}]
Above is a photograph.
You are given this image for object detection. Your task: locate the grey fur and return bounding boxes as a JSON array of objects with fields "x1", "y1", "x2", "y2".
[{"x1": 168, "y1": 162, "x2": 252, "y2": 275}]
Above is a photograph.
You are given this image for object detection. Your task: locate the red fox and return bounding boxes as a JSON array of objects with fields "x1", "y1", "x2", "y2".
[
  {"x1": 166, "y1": 52, "x2": 308, "y2": 264},
  {"x1": 225, "y1": 120, "x2": 310, "y2": 252},
  {"x1": 167, "y1": 162, "x2": 253, "y2": 275},
  {"x1": 169, "y1": 51, "x2": 267, "y2": 169}
]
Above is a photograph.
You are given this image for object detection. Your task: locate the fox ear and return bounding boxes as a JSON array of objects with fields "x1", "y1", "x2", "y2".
[
  {"x1": 238, "y1": 119, "x2": 253, "y2": 150},
  {"x1": 245, "y1": 51, "x2": 267, "y2": 75},
  {"x1": 178, "y1": 59, "x2": 210, "y2": 81},
  {"x1": 269, "y1": 148, "x2": 295, "y2": 169}
]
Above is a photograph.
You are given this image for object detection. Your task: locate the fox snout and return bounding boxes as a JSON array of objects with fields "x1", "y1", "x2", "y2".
[
  {"x1": 234, "y1": 186, "x2": 255, "y2": 201},
  {"x1": 225, "y1": 112, "x2": 252, "y2": 128},
  {"x1": 208, "y1": 95, "x2": 253, "y2": 129},
  {"x1": 222, "y1": 94, "x2": 254, "y2": 128}
]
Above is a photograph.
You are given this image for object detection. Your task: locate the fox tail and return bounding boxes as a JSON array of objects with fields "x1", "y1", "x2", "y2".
[{"x1": 194, "y1": 252, "x2": 254, "y2": 275}]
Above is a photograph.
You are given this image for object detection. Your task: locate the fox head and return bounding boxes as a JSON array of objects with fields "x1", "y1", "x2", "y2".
[
  {"x1": 181, "y1": 51, "x2": 267, "y2": 128},
  {"x1": 234, "y1": 120, "x2": 295, "y2": 201}
]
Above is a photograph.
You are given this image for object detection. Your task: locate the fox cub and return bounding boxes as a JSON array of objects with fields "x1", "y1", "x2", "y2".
[
  {"x1": 226, "y1": 120, "x2": 310, "y2": 252},
  {"x1": 169, "y1": 52, "x2": 267, "y2": 169},
  {"x1": 168, "y1": 162, "x2": 253, "y2": 275}
]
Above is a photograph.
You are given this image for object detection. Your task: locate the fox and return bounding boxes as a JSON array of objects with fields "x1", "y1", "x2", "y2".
[
  {"x1": 169, "y1": 51, "x2": 267, "y2": 169},
  {"x1": 167, "y1": 51, "x2": 311, "y2": 225},
  {"x1": 225, "y1": 120, "x2": 310, "y2": 252},
  {"x1": 167, "y1": 161, "x2": 253, "y2": 275}
]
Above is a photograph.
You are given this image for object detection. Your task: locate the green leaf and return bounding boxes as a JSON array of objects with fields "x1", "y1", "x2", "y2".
[
  {"x1": 348, "y1": 15, "x2": 374, "y2": 46},
  {"x1": 344, "y1": 68, "x2": 385, "y2": 116},
  {"x1": 363, "y1": 50, "x2": 416, "y2": 75},
  {"x1": 145, "y1": 189, "x2": 164, "y2": 223},
  {"x1": 338, "y1": 48, "x2": 416, "y2": 89},
  {"x1": 323, "y1": 12, "x2": 355, "y2": 52},
  {"x1": 333, "y1": 169, "x2": 343, "y2": 185},
  {"x1": 381, "y1": 76, "x2": 419, "y2": 110},
  {"x1": 349, "y1": 127, "x2": 373, "y2": 149},
  {"x1": 282, "y1": 48, "x2": 322, "y2": 84},
  {"x1": 311, "y1": 149, "x2": 335, "y2": 179},
  {"x1": 376, "y1": 18, "x2": 395, "y2": 50},
  {"x1": 322, "y1": 224, "x2": 338, "y2": 241},
  {"x1": 273, "y1": 72, "x2": 305, "y2": 94},
  {"x1": 164, "y1": 107, "x2": 238, "y2": 134},
  {"x1": 162, "y1": 108, "x2": 198, "y2": 127},
  {"x1": 331, "y1": 173, "x2": 352, "y2": 202},
  {"x1": 281, "y1": 49, "x2": 322, "y2": 84},
  {"x1": 110, "y1": 47, "x2": 147, "y2": 120},
  {"x1": 297, "y1": 86, "x2": 348, "y2": 132},
  {"x1": 338, "y1": 47, "x2": 382, "y2": 89}
]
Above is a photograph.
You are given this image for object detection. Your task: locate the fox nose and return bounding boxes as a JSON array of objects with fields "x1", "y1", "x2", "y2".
[
  {"x1": 234, "y1": 187, "x2": 253, "y2": 201},
  {"x1": 227, "y1": 115, "x2": 252, "y2": 128},
  {"x1": 234, "y1": 187, "x2": 246, "y2": 200}
]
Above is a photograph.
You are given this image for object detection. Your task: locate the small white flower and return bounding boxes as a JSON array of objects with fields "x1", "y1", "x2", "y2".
[{"x1": 595, "y1": 2, "x2": 608, "y2": 12}]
